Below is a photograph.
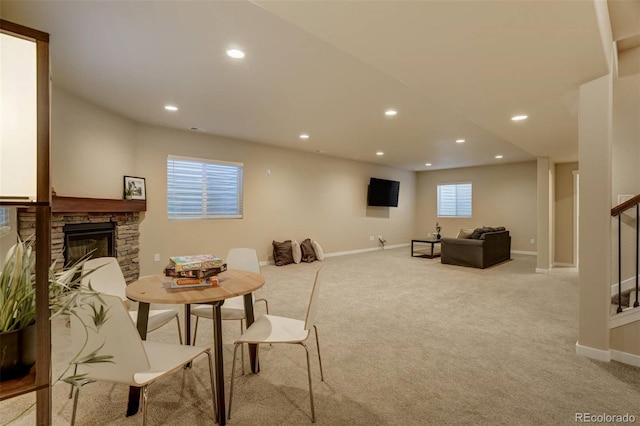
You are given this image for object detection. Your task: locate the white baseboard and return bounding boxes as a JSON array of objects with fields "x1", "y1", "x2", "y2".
[
  {"x1": 575, "y1": 342, "x2": 611, "y2": 362},
  {"x1": 260, "y1": 243, "x2": 411, "y2": 266},
  {"x1": 512, "y1": 250, "x2": 536, "y2": 256},
  {"x1": 611, "y1": 350, "x2": 640, "y2": 368},
  {"x1": 324, "y1": 243, "x2": 410, "y2": 258},
  {"x1": 553, "y1": 262, "x2": 575, "y2": 267},
  {"x1": 535, "y1": 268, "x2": 550, "y2": 273}
]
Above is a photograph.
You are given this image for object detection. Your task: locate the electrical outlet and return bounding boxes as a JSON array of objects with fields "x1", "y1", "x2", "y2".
[
  {"x1": 369, "y1": 235, "x2": 374, "y2": 241},
  {"x1": 154, "y1": 253, "x2": 160, "y2": 262},
  {"x1": 530, "y1": 239, "x2": 535, "y2": 245}
]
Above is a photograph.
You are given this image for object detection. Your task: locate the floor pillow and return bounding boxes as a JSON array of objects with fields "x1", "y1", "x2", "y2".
[
  {"x1": 300, "y1": 238, "x2": 317, "y2": 263},
  {"x1": 273, "y1": 240, "x2": 294, "y2": 266}
]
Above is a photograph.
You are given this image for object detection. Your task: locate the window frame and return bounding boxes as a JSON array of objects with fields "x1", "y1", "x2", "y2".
[
  {"x1": 436, "y1": 182, "x2": 472, "y2": 218},
  {"x1": 0, "y1": 207, "x2": 13, "y2": 237},
  {"x1": 167, "y1": 155, "x2": 244, "y2": 221}
]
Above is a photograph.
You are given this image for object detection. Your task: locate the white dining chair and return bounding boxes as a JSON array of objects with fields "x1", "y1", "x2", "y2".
[
  {"x1": 69, "y1": 293, "x2": 215, "y2": 425},
  {"x1": 191, "y1": 248, "x2": 269, "y2": 374},
  {"x1": 82, "y1": 257, "x2": 182, "y2": 343},
  {"x1": 228, "y1": 267, "x2": 324, "y2": 423}
]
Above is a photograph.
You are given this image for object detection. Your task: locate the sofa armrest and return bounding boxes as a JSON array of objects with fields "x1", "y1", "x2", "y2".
[{"x1": 441, "y1": 237, "x2": 484, "y2": 268}]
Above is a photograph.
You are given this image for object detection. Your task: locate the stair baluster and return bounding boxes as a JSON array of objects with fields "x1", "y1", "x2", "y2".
[{"x1": 618, "y1": 214, "x2": 623, "y2": 313}]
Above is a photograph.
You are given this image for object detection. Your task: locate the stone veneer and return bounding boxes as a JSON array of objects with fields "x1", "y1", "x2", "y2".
[{"x1": 18, "y1": 211, "x2": 141, "y2": 283}]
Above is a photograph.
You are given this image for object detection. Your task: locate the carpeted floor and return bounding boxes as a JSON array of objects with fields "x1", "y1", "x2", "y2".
[{"x1": 2, "y1": 248, "x2": 640, "y2": 425}]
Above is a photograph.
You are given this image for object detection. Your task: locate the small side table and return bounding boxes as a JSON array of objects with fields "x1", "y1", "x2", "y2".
[{"x1": 411, "y1": 239, "x2": 441, "y2": 258}]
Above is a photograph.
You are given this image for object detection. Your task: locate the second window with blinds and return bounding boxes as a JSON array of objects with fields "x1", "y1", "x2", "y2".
[
  {"x1": 167, "y1": 155, "x2": 243, "y2": 220},
  {"x1": 437, "y1": 182, "x2": 472, "y2": 218}
]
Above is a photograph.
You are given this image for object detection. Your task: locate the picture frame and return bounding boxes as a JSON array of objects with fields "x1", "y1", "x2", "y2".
[{"x1": 123, "y1": 176, "x2": 146, "y2": 200}]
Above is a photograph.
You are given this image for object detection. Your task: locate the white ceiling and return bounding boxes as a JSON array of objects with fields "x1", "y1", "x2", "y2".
[{"x1": 2, "y1": 1, "x2": 633, "y2": 171}]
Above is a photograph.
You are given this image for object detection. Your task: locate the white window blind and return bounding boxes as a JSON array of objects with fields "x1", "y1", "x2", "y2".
[
  {"x1": 167, "y1": 155, "x2": 243, "y2": 220},
  {"x1": 437, "y1": 183, "x2": 472, "y2": 218}
]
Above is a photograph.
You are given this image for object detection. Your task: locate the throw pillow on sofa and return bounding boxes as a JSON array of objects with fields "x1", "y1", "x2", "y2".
[
  {"x1": 273, "y1": 240, "x2": 294, "y2": 266},
  {"x1": 300, "y1": 238, "x2": 317, "y2": 263},
  {"x1": 456, "y1": 228, "x2": 474, "y2": 239}
]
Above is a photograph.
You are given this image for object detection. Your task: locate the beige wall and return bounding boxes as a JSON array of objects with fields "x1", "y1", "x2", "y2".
[
  {"x1": 578, "y1": 73, "x2": 612, "y2": 352},
  {"x1": 554, "y1": 162, "x2": 578, "y2": 266},
  {"x1": 415, "y1": 161, "x2": 537, "y2": 252},
  {"x1": 50, "y1": 87, "x2": 416, "y2": 274},
  {"x1": 51, "y1": 87, "x2": 137, "y2": 198},
  {"x1": 135, "y1": 125, "x2": 416, "y2": 274}
]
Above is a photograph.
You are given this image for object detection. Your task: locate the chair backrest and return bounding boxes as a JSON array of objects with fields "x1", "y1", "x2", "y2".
[
  {"x1": 70, "y1": 293, "x2": 150, "y2": 384},
  {"x1": 82, "y1": 257, "x2": 127, "y2": 300},
  {"x1": 226, "y1": 248, "x2": 260, "y2": 273},
  {"x1": 304, "y1": 267, "x2": 323, "y2": 331},
  {"x1": 225, "y1": 248, "x2": 260, "y2": 308}
]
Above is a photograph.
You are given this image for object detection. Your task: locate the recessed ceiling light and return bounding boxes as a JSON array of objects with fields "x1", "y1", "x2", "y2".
[
  {"x1": 164, "y1": 105, "x2": 178, "y2": 111},
  {"x1": 425, "y1": 163, "x2": 432, "y2": 166},
  {"x1": 495, "y1": 155, "x2": 504, "y2": 159},
  {"x1": 299, "y1": 134, "x2": 309, "y2": 140},
  {"x1": 511, "y1": 115, "x2": 528, "y2": 121},
  {"x1": 384, "y1": 109, "x2": 397, "y2": 116},
  {"x1": 226, "y1": 49, "x2": 245, "y2": 59},
  {"x1": 456, "y1": 139, "x2": 465, "y2": 143},
  {"x1": 376, "y1": 151, "x2": 384, "y2": 156}
]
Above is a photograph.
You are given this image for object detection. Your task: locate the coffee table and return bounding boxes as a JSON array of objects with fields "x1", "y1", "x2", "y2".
[{"x1": 411, "y1": 239, "x2": 441, "y2": 258}]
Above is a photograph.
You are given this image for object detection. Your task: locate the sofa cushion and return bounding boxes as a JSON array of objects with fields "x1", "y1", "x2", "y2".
[{"x1": 273, "y1": 240, "x2": 294, "y2": 266}]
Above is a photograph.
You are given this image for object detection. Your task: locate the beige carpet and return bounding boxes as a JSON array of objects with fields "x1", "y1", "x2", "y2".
[{"x1": 2, "y1": 248, "x2": 640, "y2": 425}]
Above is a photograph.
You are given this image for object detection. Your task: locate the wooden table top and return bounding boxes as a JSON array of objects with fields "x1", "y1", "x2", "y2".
[{"x1": 125, "y1": 269, "x2": 265, "y2": 305}]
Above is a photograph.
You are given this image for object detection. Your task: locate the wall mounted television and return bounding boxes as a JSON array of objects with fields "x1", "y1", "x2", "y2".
[{"x1": 367, "y1": 177, "x2": 400, "y2": 207}]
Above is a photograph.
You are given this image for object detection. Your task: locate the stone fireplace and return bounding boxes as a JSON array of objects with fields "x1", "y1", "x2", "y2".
[{"x1": 18, "y1": 196, "x2": 145, "y2": 283}]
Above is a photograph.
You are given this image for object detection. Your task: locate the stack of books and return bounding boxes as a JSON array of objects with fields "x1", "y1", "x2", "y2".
[{"x1": 164, "y1": 254, "x2": 226, "y2": 288}]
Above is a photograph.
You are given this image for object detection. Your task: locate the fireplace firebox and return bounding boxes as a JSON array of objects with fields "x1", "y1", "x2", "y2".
[{"x1": 63, "y1": 222, "x2": 116, "y2": 266}]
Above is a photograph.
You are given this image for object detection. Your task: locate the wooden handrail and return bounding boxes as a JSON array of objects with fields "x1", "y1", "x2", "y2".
[{"x1": 611, "y1": 194, "x2": 640, "y2": 217}]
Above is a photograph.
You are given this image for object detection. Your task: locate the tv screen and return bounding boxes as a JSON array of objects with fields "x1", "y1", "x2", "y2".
[{"x1": 368, "y1": 177, "x2": 400, "y2": 207}]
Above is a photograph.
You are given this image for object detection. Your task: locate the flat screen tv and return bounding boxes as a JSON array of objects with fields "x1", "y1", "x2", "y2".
[{"x1": 367, "y1": 177, "x2": 400, "y2": 207}]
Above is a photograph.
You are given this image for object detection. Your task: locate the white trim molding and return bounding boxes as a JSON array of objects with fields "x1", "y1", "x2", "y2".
[
  {"x1": 553, "y1": 262, "x2": 575, "y2": 268},
  {"x1": 512, "y1": 250, "x2": 536, "y2": 256},
  {"x1": 575, "y1": 342, "x2": 611, "y2": 362},
  {"x1": 260, "y1": 243, "x2": 411, "y2": 266},
  {"x1": 535, "y1": 268, "x2": 550, "y2": 273},
  {"x1": 611, "y1": 350, "x2": 640, "y2": 368},
  {"x1": 610, "y1": 275, "x2": 638, "y2": 296}
]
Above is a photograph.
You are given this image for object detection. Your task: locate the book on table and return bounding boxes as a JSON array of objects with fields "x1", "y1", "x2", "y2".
[
  {"x1": 169, "y1": 275, "x2": 219, "y2": 289},
  {"x1": 169, "y1": 254, "x2": 223, "y2": 272}
]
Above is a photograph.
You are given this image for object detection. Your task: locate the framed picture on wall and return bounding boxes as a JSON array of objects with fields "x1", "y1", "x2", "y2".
[{"x1": 123, "y1": 176, "x2": 146, "y2": 200}]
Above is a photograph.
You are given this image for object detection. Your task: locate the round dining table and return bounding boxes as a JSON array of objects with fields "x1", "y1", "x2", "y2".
[{"x1": 125, "y1": 269, "x2": 265, "y2": 425}]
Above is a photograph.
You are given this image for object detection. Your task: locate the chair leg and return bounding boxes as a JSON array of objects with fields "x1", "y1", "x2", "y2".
[
  {"x1": 205, "y1": 349, "x2": 218, "y2": 422},
  {"x1": 142, "y1": 385, "x2": 149, "y2": 426},
  {"x1": 239, "y1": 320, "x2": 245, "y2": 375},
  {"x1": 193, "y1": 316, "x2": 200, "y2": 345},
  {"x1": 175, "y1": 316, "x2": 183, "y2": 345},
  {"x1": 68, "y1": 364, "x2": 78, "y2": 399},
  {"x1": 313, "y1": 325, "x2": 324, "y2": 381},
  {"x1": 301, "y1": 342, "x2": 316, "y2": 423},
  {"x1": 70, "y1": 386, "x2": 80, "y2": 426},
  {"x1": 228, "y1": 343, "x2": 241, "y2": 420}
]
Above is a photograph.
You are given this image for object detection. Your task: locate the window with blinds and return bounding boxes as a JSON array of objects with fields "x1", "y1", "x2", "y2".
[
  {"x1": 167, "y1": 155, "x2": 243, "y2": 220},
  {"x1": 437, "y1": 183, "x2": 472, "y2": 218}
]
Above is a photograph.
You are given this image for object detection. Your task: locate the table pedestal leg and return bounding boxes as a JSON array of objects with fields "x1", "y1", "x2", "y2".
[
  {"x1": 127, "y1": 302, "x2": 150, "y2": 416},
  {"x1": 212, "y1": 302, "x2": 226, "y2": 425}
]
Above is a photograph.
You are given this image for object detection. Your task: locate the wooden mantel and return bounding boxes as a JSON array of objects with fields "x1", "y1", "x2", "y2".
[
  {"x1": 52, "y1": 195, "x2": 146, "y2": 213},
  {"x1": 26, "y1": 195, "x2": 146, "y2": 213}
]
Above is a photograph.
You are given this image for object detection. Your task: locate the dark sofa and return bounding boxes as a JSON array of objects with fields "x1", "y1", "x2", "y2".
[{"x1": 441, "y1": 228, "x2": 511, "y2": 269}]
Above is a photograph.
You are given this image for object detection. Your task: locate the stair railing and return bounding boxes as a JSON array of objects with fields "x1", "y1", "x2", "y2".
[{"x1": 611, "y1": 194, "x2": 640, "y2": 313}]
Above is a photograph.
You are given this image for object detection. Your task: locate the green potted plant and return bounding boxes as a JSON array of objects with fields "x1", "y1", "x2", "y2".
[
  {"x1": 0, "y1": 236, "x2": 110, "y2": 383},
  {"x1": 124, "y1": 188, "x2": 133, "y2": 200}
]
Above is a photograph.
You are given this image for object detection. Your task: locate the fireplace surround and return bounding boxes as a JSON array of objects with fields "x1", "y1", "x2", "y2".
[{"x1": 18, "y1": 196, "x2": 146, "y2": 283}]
